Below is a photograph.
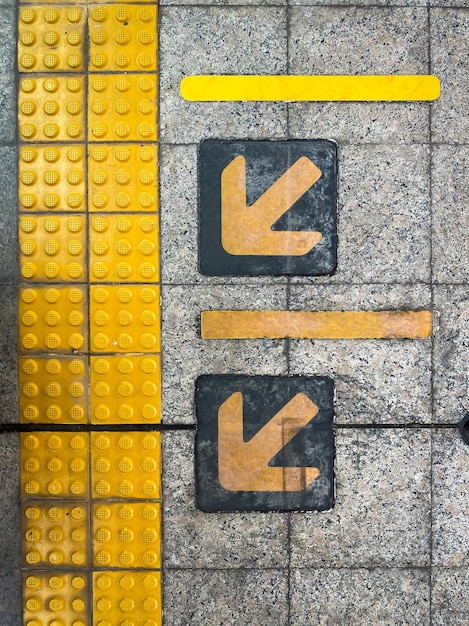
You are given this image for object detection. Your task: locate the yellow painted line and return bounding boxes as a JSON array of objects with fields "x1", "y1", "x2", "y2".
[
  {"x1": 201, "y1": 310, "x2": 433, "y2": 339},
  {"x1": 180, "y1": 75, "x2": 440, "y2": 102}
]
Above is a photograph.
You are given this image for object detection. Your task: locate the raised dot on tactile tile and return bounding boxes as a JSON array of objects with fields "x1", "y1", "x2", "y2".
[
  {"x1": 142, "y1": 404, "x2": 157, "y2": 421},
  {"x1": 43, "y1": 30, "x2": 58, "y2": 44},
  {"x1": 91, "y1": 123, "x2": 107, "y2": 138},
  {"x1": 20, "y1": 54, "x2": 36, "y2": 70},
  {"x1": 114, "y1": 147, "x2": 130, "y2": 162},
  {"x1": 44, "y1": 54, "x2": 59, "y2": 69},
  {"x1": 138, "y1": 193, "x2": 154, "y2": 210},
  {"x1": 118, "y1": 405, "x2": 133, "y2": 420},
  {"x1": 114, "y1": 53, "x2": 130, "y2": 68},
  {"x1": 91, "y1": 260, "x2": 108, "y2": 278},
  {"x1": 93, "y1": 358, "x2": 109, "y2": 374},
  {"x1": 21, "y1": 171, "x2": 36, "y2": 187},
  {"x1": 115, "y1": 77, "x2": 130, "y2": 92},
  {"x1": 95, "y1": 527, "x2": 111, "y2": 543},
  {"x1": 117, "y1": 358, "x2": 132, "y2": 374},
  {"x1": 95, "y1": 574, "x2": 111, "y2": 591},
  {"x1": 44, "y1": 192, "x2": 59, "y2": 208},
  {"x1": 67, "y1": 192, "x2": 83, "y2": 209},
  {"x1": 118, "y1": 548, "x2": 133, "y2": 564},
  {"x1": 21, "y1": 8, "x2": 36, "y2": 23},
  {"x1": 116, "y1": 287, "x2": 132, "y2": 303},
  {"x1": 69, "y1": 359, "x2": 84, "y2": 375},
  {"x1": 137, "y1": 54, "x2": 153, "y2": 69},
  {"x1": 118, "y1": 457, "x2": 133, "y2": 472},
  {"x1": 66, "y1": 100, "x2": 82, "y2": 115},
  {"x1": 137, "y1": 76, "x2": 154, "y2": 93},
  {"x1": 142, "y1": 504, "x2": 158, "y2": 521},
  {"x1": 69, "y1": 381, "x2": 84, "y2": 398},
  {"x1": 72, "y1": 598, "x2": 86, "y2": 612},
  {"x1": 69, "y1": 406, "x2": 83, "y2": 421},
  {"x1": 115, "y1": 193, "x2": 131, "y2": 209},
  {"x1": 116, "y1": 264, "x2": 131, "y2": 279},
  {"x1": 67, "y1": 169, "x2": 82, "y2": 184},
  {"x1": 118, "y1": 435, "x2": 133, "y2": 450},
  {"x1": 114, "y1": 123, "x2": 130, "y2": 138},
  {"x1": 44, "y1": 311, "x2": 60, "y2": 326},
  {"x1": 70, "y1": 435, "x2": 85, "y2": 450},
  {"x1": 68, "y1": 288, "x2": 84, "y2": 303},
  {"x1": 66, "y1": 54, "x2": 82, "y2": 69},
  {"x1": 22, "y1": 359, "x2": 38, "y2": 375},
  {"x1": 24, "y1": 457, "x2": 40, "y2": 472},
  {"x1": 95, "y1": 382, "x2": 110, "y2": 398},
  {"x1": 95, "y1": 504, "x2": 111, "y2": 521},
  {"x1": 91, "y1": 31, "x2": 107, "y2": 45}
]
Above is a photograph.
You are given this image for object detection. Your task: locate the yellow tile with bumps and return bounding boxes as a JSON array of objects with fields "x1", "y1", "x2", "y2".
[
  {"x1": 91, "y1": 431, "x2": 160, "y2": 500},
  {"x1": 92, "y1": 502, "x2": 161, "y2": 568},
  {"x1": 88, "y1": 144, "x2": 157, "y2": 213},
  {"x1": 88, "y1": 74, "x2": 157, "y2": 142},
  {"x1": 19, "y1": 286, "x2": 88, "y2": 354},
  {"x1": 21, "y1": 432, "x2": 89, "y2": 499},
  {"x1": 89, "y1": 5, "x2": 157, "y2": 72},
  {"x1": 90, "y1": 284, "x2": 160, "y2": 353},
  {"x1": 19, "y1": 76, "x2": 85, "y2": 143},
  {"x1": 18, "y1": 6, "x2": 86, "y2": 73},
  {"x1": 91, "y1": 355, "x2": 160, "y2": 424},
  {"x1": 19, "y1": 356, "x2": 88, "y2": 424},
  {"x1": 19, "y1": 145, "x2": 85, "y2": 213},
  {"x1": 19, "y1": 214, "x2": 87, "y2": 283},
  {"x1": 22, "y1": 503, "x2": 89, "y2": 568}
]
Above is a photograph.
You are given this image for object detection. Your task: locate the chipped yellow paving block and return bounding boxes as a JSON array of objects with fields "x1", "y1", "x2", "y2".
[
  {"x1": 88, "y1": 74, "x2": 157, "y2": 142},
  {"x1": 89, "y1": 214, "x2": 159, "y2": 283},
  {"x1": 22, "y1": 503, "x2": 89, "y2": 568},
  {"x1": 90, "y1": 355, "x2": 160, "y2": 424},
  {"x1": 90, "y1": 285, "x2": 160, "y2": 354},
  {"x1": 89, "y1": 5, "x2": 157, "y2": 73},
  {"x1": 18, "y1": 7, "x2": 85, "y2": 73},
  {"x1": 19, "y1": 76, "x2": 85, "y2": 143},
  {"x1": 91, "y1": 431, "x2": 160, "y2": 500},
  {"x1": 21, "y1": 432, "x2": 89, "y2": 499},
  {"x1": 19, "y1": 145, "x2": 85, "y2": 213},
  {"x1": 92, "y1": 502, "x2": 161, "y2": 568},
  {"x1": 88, "y1": 144, "x2": 157, "y2": 213},
  {"x1": 19, "y1": 286, "x2": 87, "y2": 354},
  {"x1": 93, "y1": 571, "x2": 161, "y2": 626},
  {"x1": 23, "y1": 571, "x2": 89, "y2": 626},
  {"x1": 19, "y1": 356, "x2": 88, "y2": 425},
  {"x1": 19, "y1": 215, "x2": 87, "y2": 283}
]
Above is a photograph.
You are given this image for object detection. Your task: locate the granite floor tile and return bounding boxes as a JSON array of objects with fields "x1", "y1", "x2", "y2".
[
  {"x1": 290, "y1": 568, "x2": 430, "y2": 625},
  {"x1": 0, "y1": 286, "x2": 16, "y2": 355},
  {"x1": 432, "y1": 567, "x2": 469, "y2": 626},
  {"x1": 0, "y1": 434, "x2": 20, "y2": 569},
  {"x1": 0, "y1": 72, "x2": 15, "y2": 143},
  {"x1": 0, "y1": 354, "x2": 17, "y2": 423},
  {"x1": 162, "y1": 431, "x2": 289, "y2": 568},
  {"x1": 0, "y1": 9, "x2": 15, "y2": 75},
  {"x1": 432, "y1": 429, "x2": 469, "y2": 567},
  {"x1": 0, "y1": 146, "x2": 17, "y2": 284},
  {"x1": 290, "y1": 429, "x2": 431, "y2": 567},
  {"x1": 0, "y1": 570, "x2": 22, "y2": 626}
]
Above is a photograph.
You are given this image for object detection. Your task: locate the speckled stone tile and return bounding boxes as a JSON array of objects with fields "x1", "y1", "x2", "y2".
[
  {"x1": 164, "y1": 569, "x2": 288, "y2": 626},
  {"x1": 290, "y1": 429, "x2": 431, "y2": 567},
  {"x1": 0, "y1": 570, "x2": 22, "y2": 625},
  {"x1": 0, "y1": 354, "x2": 17, "y2": 423},
  {"x1": 0, "y1": 73, "x2": 15, "y2": 143},
  {"x1": 432, "y1": 145, "x2": 469, "y2": 284},
  {"x1": 0, "y1": 434, "x2": 20, "y2": 569},
  {"x1": 289, "y1": 284, "x2": 432, "y2": 424},
  {"x1": 431, "y1": 9, "x2": 469, "y2": 143},
  {"x1": 0, "y1": 9, "x2": 15, "y2": 75},
  {"x1": 0, "y1": 147, "x2": 17, "y2": 285},
  {"x1": 162, "y1": 431, "x2": 289, "y2": 568},
  {"x1": 432, "y1": 429, "x2": 469, "y2": 566},
  {"x1": 0, "y1": 286, "x2": 16, "y2": 355},
  {"x1": 159, "y1": 7, "x2": 288, "y2": 144},
  {"x1": 162, "y1": 284, "x2": 288, "y2": 424},
  {"x1": 433, "y1": 286, "x2": 468, "y2": 424},
  {"x1": 290, "y1": 568, "x2": 430, "y2": 626},
  {"x1": 432, "y1": 567, "x2": 469, "y2": 626}
]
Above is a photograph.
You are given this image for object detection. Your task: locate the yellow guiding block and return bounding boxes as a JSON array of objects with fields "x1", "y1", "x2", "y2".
[
  {"x1": 92, "y1": 502, "x2": 161, "y2": 568},
  {"x1": 89, "y1": 5, "x2": 157, "y2": 72},
  {"x1": 201, "y1": 310, "x2": 433, "y2": 339},
  {"x1": 19, "y1": 356, "x2": 88, "y2": 424},
  {"x1": 90, "y1": 355, "x2": 160, "y2": 424},
  {"x1": 19, "y1": 286, "x2": 88, "y2": 353},
  {"x1": 180, "y1": 74, "x2": 441, "y2": 102},
  {"x1": 88, "y1": 74, "x2": 157, "y2": 141},
  {"x1": 18, "y1": 7, "x2": 85, "y2": 73},
  {"x1": 21, "y1": 432, "x2": 89, "y2": 499},
  {"x1": 90, "y1": 284, "x2": 160, "y2": 353},
  {"x1": 91, "y1": 432, "x2": 161, "y2": 500},
  {"x1": 88, "y1": 144, "x2": 157, "y2": 213},
  {"x1": 19, "y1": 76, "x2": 85, "y2": 142},
  {"x1": 23, "y1": 503, "x2": 89, "y2": 568},
  {"x1": 93, "y1": 571, "x2": 161, "y2": 626},
  {"x1": 19, "y1": 145, "x2": 85, "y2": 213}
]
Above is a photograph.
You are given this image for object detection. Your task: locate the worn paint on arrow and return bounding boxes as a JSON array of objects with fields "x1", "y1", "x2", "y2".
[{"x1": 221, "y1": 155, "x2": 323, "y2": 256}]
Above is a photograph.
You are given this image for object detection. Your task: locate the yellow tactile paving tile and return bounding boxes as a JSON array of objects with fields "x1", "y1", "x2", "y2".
[
  {"x1": 19, "y1": 215, "x2": 87, "y2": 283},
  {"x1": 19, "y1": 356, "x2": 88, "y2": 424},
  {"x1": 19, "y1": 76, "x2": 85, "y2": 143},
  {"x1": 89, "y1": 5, "x2": 157, "y2": 73},
  {"x1": 90, "y1": 284, "x2": 160, "y2": 353},
  {"x1": 90, "y1": 355, "x2": 160, "y2": 424},
  {"x1": 93, "y1": 570, "x2": 161, "y2": 626},
  {"x1": 22, "y1": 503, "x2": 89, "y2": 568},
  {"x1": 18, "y1": 6, "x2": 85, "y2": 73},
  {"x1": 91, "y1": 431, "x2": 161, "y2": 500},
  {"x1": 23, "y1": 571, "x2": 89, "y2": 626},
  {"x1": 89, "y1": 214, "x2": 159, "y2": 283},
  {"x1": 19, "y1": 145, "x2": 85, "y2": 213},
  {"x1": 92, "y1": 502, "x2": 161, "y2": 568},
  {"x1": 88, "y1": 74, "x2": 157, "y2": 142},
  {"x1": 21, "y1": 432, "x2": 89, "y2": 499},
  {"x1": 19, "y1": 286, "x2": 88, "y2": 354},
  {"x1": 88, "y1": 144, "x2": 157, "y2": 213}
]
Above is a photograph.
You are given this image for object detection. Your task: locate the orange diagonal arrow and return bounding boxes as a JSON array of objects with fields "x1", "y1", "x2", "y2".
[
  {"x1": 221, "y1": 155, "x2": 323, "y2": 256},
  {"x1": 218, "y1": 392, "x2": 321, "y2": 492}
]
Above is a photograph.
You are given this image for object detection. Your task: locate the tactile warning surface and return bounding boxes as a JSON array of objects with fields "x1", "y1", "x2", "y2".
[
  {"x1": 18, "y1": 7, "x2": 86, "y2": 73},
  {"x1": 91, "y1": 432, "x2": 160, "y2": 500},
  {"x1": 92, "y1": 502, "x2": 161, "y2": 568},
  {"x1": 19, "y1": 286, "x2": 88, "y2": 354},
  {"x1": 21, "y1": 432, "x2": 89, "y2": 499},
  {"x1": 19, "y1": 145, "x2": 85, "y2": 213},
  {"x1": 19, "y1": 356, "x2": 88, "y2": 424},
  {"x1": 88, "y1": 144, "x2": 157, "y2": 213},
  {"x1": 19, "y1": 76, "x2": 85, "y2": 142},
  {"x1": 90, "y1": 355, "x2": 160, "y2": 424},
  {"x1": 89, "y1": 5, "x2": 157, "y2": 72}
]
